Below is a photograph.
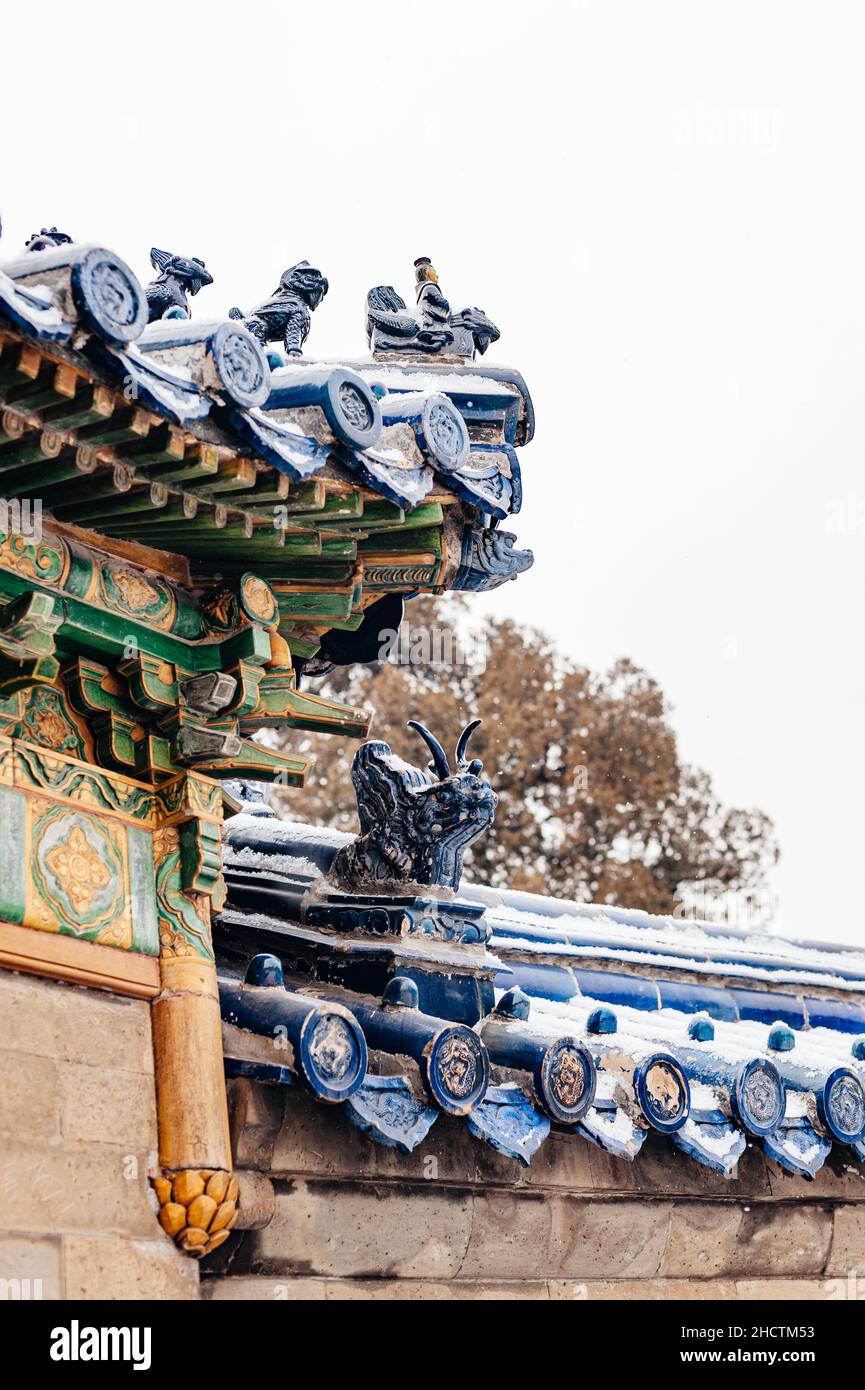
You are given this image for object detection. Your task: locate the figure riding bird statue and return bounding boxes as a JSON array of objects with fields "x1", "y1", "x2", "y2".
[{"x1": 366, "y1": 256, "x2": 500, "y2": 360}]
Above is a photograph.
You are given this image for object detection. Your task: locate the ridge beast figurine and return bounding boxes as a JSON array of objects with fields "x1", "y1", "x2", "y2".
[
  {"x1": 366, "y1": 256, "x2": 501, "y2": 360},
  {"x1": 229, "y1": 259, "x2": 329, "y2": 358},
  {"x1": 454, "y1": 525, "x2": 535, "y2": 591},
  {"x1": 331, "y1": 718, "x2": 497, "y2": 891},
  {"x1": 25, "y1": 226, "x2": 73, "y2": 252},
  {"x1": 145, "y1": 246, "x2": 213, "y2": 321}
]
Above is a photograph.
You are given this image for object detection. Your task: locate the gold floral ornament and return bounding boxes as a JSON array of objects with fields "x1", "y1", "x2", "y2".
[
  {"x1": 111, "y1": 567, "x2": 160, "y2": 609},
  {"x1": 240, "y1": 573, "x2": 278, "y2": 625},
  {"x1": 153, "y1": 1170, "x2": 239, "y2": 1256},
  {"x1": 34, "y1": 707, "x2": 70, "y2": 749},
  {"x1": 17, "y1": 686, "x2": 86, "y2": 758},
  {"x1": 98, "y1": 563, "x2": 175, "y2": 629},
  {"x1": 45, "y1": 825, "x2": 111, "y2": 913},
  {"x1": 201, "y1": 571, "x2": 279, "y2": 634}
]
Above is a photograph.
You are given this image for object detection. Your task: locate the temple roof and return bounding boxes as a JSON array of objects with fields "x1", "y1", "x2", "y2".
[
  {"x1": 0, "y1": 232, "x2": 534, "y2": 786},
  {"x1": 215, "y1": 812, "x2": 865, "y2": 1180},
  {"x1": 0, "y1": 239, "x2": 534, "y2": 611}
]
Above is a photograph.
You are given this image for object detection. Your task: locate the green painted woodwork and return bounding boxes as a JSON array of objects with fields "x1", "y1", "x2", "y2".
[
  {"x1": 237, "y1": 674, "x2": 370, "y2": 737},
  {"x1": 154, "y1": 838, "x2": 214, "y2": 962},
  {"x1": 0, "y1": 327, "x2": 474, "y2": 792},
  {"x1": 179, "y1": 817, "x2": 223, "y2": 899},
  {"x1": 128, "y1": 826, "x2": 160, "y2": 955}
]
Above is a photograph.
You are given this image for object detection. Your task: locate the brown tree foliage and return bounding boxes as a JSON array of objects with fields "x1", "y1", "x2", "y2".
[{"x1": 272, "y1": 596, "x2": 778, "y2": 914}]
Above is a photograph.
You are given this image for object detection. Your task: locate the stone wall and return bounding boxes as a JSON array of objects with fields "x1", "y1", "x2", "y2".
[
  {"x1": 204, "y1": 1080, "x2": 865, "y2": 1301},
  {"x1": 0, "y1": 967, "x2": 197, "y2": 1300},
  {"x1": 4, "y1": 973, "x2": 864, "y2": 1302}
]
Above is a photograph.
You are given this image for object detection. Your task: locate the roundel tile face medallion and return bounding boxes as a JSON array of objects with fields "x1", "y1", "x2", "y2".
[
  {"x1": 299, "y1": 1008, "x2": 367, "y2": 1103},
  {"x1": 212, "y1": 323, "x2": 270, "y2": 408},
  {"x1": 821, "y1": 1068, "x2": 865, "y2": 1144},
  {"x1": 426, "y1": 1026, "x2": 490, "y2": 1115},
  {"x1": 72, "y1": 249, "x2": 147, "y2": 343},
  {"x1": 239, "y1": 572, "x2": 278, "y2": 625},
  {"x1": 338, "y1": 380, "x2": 375, "y2": 433},
  {"x1": 425, "y1": 398, "x2": 468, "y2": 469},
  {"x1": 539, "y1": 1038, "x2": 596, "y2": 1124},
  {"x1": 325, "y1": 372, "x2": 380, "y2": 449},
  {"x1": 735, "y1": 1058, "x2": 786, "y2": 1136},
  {"x1": 634, "y1": 1053, "x2": 690, "y2": 1133}
]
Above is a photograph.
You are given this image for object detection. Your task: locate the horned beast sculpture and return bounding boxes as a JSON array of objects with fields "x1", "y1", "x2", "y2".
[{"x1": 330, "y1": 719, "x2": 497, "y2": 892}]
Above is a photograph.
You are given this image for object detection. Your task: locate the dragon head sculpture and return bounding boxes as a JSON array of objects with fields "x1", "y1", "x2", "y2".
[
  {"x1": 330, "y1": 719, "x2": 497, "y2": 892},
  {"x1": 278, "y1": 260, "x2": 329, "y2": 311},
  {"x1": 450, "y1": 305, "x2": 501, "y2": 356}
]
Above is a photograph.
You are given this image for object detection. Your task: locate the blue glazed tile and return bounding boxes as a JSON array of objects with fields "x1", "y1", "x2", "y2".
[
  {"x1": 673, "y1": 1117, "x2": 746, "y2": 1176},
  {"x1": 804, "y1": 997, "x2": 865, "y2": 1034},
  {"x1": 763, "y1": 1122, "x2": 832, "y2": 1180},
  {"x1": 577, "y1": 1104, "x2": 647, "y2": 1161},
  {"x1": 346, "y1": 1075, "x2": 438, "y2": 1154},
  {"x1": 574, "y1": 969, "x2": 660, "y2": 1013},
  {"x1": 768, "y1": 1023, "x2": 797, "y2": 1052},
  {"x1": 658, "y1": 980, "x2": 738, "y2": 1022},
  {"x1": 494, "y1": 964, "x2": 577, "y2": 1002},
  {"x1": 730, "y1": 988, "x2": 806, "y2": 1029},
  {"x1": 399, "y1": 966, "x2": 489, "y2": 1026},
  {"x1": 491, "y1": 923, "x2": 574, "y2": 946},
  {"x1": 467, "y1": 1084, "x2": 551, "y2": 1166},
  {"x1": 223, "y1": 1057, "x2": 296, "y2": 1086}
]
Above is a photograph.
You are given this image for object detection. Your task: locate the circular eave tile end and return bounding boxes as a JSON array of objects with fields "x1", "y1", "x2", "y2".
[
  {"x1": 425, "y1": 1025, "x2": 489, "y2": 1116},
  {"x1": 820, "y1": 1067, "x2": 865, "y2": 1144},
  {"x1": 539, "y1": 1038, "x2": 597, "y2": 1124},
  {"x1": 733, "y1": 1057, "x2": 786, "y2": 1137},
  {"x1": 209, "y1": 321, "x2": 271, "y2": 409},
  {"x1": 71, "y1": 248, "x2": 148, "y2": 345},
  {"x1": 299, "y1": 1005, "x2": 368, "y2": 1103},
  {"x1": 634, "y1": 1053, "x2": 690, "y2": 1133}
]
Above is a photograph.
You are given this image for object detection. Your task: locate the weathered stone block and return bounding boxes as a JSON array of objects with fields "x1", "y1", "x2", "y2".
[
  {"x1": 228, "y1": 1078, "x2": 286, "y2": 1172},
  {"x1": 0, "y1": 1234, "x2": 62, "y2": 1299},
  {"x1": 734, "y1": 1278, "x2": 837, "y2": 1300},
  {"x1": 204, "y1": 1275, "x2": 559, "y2": 1300},
  {"x1": 0, "y1": 968, "x2": 154, "y2": 1073},
  {"x1": 0, "y1": 1050, "x2": 60, "y2": 1141},
  {"x1": 246, "y1": 1179, "x2": 474, "y2": 1279},
  {"x1": 0, "y1": 1138, "x2": 156, "y2": 1238},
  {"x1": 825, "y1": 1204, "x2": 865, "y2": 1276},
  {"x1": 0, "y1": 969, "x2": 60, "y2": 1059},
  {"x1": 63, "y1": 1235, "x2": 198, "y2": 1301},
  {"x1": 204, "y1": 1275, "x2": 330, "y2": 1300},
  {"x1": 766, "y1": 1155, "x2": 865, "y2": 1203},
  {"x1": 54, "y1": 987, "x2": 154, "y2": 1075},
  {"x1": 61, "y1": 1063, "x2": 156, "y2": 1149},
  {"x1": 662, "y1": 1200, "x2": 833, "y2": 1278}
]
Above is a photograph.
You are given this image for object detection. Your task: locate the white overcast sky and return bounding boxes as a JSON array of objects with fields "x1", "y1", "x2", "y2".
[{"x1": 2, "y1": 0, "x2": 862, "y2": 945}]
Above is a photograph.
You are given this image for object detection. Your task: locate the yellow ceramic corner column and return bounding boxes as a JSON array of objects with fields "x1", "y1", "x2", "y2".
[{"x1": 149, "y1": 777, "x2": 238, "y2": 1257}]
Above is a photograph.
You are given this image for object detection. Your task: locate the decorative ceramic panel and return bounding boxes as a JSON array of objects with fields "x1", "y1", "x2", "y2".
[
  {"x1": 0, "y1": 735, "x2": 220, "y2": 957},
  {"x1": 29, "y1": 801, "x2": 131, "y2": 945}
]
